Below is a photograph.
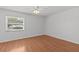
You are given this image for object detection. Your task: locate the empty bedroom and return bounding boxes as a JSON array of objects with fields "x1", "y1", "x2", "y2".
[{"x1": 0, "y1": 6, "x2": 79, "y2": 52}]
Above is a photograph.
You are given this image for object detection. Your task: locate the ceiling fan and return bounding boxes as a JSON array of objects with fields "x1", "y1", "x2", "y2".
[{"x1": 33, "y1": 6, "x2": 40, "y2": 15}]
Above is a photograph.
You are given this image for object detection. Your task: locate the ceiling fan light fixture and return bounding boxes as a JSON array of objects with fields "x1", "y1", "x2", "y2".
[
  {"x1": 33, "y1": 9, "x2": 40, "y2": 14},
  {"x1": 33, "y1": 6, "x2": 40, "y2": 15}
]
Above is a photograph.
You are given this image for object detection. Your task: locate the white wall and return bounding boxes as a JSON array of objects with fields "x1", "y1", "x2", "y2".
[
  {"x1": 46, "y1": 7, "x2": 79, "y2": 44},
  {"x1": 0, "y1": 9, "x2": 45, "y2": 42},
  {"x1": 1, "y1": 7, "x2": 79, "y2": 44}
]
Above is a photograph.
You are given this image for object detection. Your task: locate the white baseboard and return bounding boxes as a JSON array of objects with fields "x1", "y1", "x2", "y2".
[
  {"x1": 0, "y1": 34, "x2": 44, "y2": 43},
  {"x1": 46, "y1": 34, "x2": 79, "y2": 44},
  {"x1": 1, "y1": 33, "x2": 79, "y2": 44}
]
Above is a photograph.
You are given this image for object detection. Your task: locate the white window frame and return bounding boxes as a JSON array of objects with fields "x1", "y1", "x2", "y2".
[{"x1": 6, "y1": 16, "x2": 24, "y2": 31}]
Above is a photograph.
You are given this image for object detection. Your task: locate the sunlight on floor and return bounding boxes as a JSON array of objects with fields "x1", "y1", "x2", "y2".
[{"x1": 9, "y1": 46, "x2": 26, "y2": 52}]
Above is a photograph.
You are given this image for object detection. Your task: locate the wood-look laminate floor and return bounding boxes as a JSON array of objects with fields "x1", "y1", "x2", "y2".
[{"x1": 0, "y1": 35, "x2": 79, "y2": 52}]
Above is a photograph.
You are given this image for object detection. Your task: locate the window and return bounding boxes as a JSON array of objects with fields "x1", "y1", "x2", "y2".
[{"x1": 6, "y1": 16, "x2": 24, "y2": 31}]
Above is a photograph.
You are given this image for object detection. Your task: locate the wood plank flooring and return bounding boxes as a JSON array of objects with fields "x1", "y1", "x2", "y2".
[{"x1": 0, "y1": 35, "x2": 79, "y2": 52}]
